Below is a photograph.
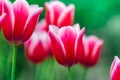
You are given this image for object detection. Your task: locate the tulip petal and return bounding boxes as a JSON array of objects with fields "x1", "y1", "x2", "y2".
[
  {"x1": 58, "y1": 4, "x2": 74, "y2": 27},
  {"x1": 0, "y1": 0, "x2": 4, "y2": 15},
  {"x1": 3, "y1": 1, "x2": 14, "y2": 41},
  {"x1": 0, "y1": 13, "x2": 6, "y2": 27},
  {"x1": 58, "y1": 26, "x2": 77, "y2": 66},
  {"x1": 12, "y1": 0, "x2": 29, "y2": 41},
  {"x1": 49, "y1": 26, "x2": 66, "y2": 66},
  {"x1": 45, "y1": 2, "x2": 54, "y2": 25},
  {"x1": 110, "y1": 56, "x2": 120, "y2": 80},
  {"x1": 75, "y1": 28, "x2": 85, "y2": 63},
  {"x1": 50, "y1": 1, "x2": 66, "y2": 25},
  {"x1": 90, "y1": 39, "x2": 104, "y2": 66},
  {"x1": 21, "y1": 7, "x2": 43, "y2": 42}
]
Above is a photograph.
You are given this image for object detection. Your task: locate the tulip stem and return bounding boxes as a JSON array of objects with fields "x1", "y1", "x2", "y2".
[
  {"x1": 68, "y1": 67, "x2": 71, "y2": 80},
  {"x1": 82, "y1": 67, "x2": 88, "y2": 80},
  {"x1": 11, "y1": 45, "x2": 16, "y2": 80},
  {"x1": 33, "y1": 65, "x2": 36, "y2": 80}
]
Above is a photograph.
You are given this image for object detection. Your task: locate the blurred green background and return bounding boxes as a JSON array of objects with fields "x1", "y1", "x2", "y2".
[{"x1": 1, "y1": 0, "x2": 120, "y2": 80}]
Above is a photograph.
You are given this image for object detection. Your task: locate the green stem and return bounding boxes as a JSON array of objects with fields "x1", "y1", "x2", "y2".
[
  {"x1": 68, "y1": 67, "x2": 71, "y2": 80},
  {"x1": 11, "y1": 45, "x2": 16, "y2": 80},
  {"x1": 33, "y1": 65, "x2": 36, "y2": 80},
  {"x1": 82, "y1": 67, "x2": 88, "y2": 80}
]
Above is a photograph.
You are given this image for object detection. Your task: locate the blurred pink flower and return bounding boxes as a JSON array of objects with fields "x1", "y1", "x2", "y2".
[
  {"x1": 77, "y1": 35, "x2": 104, "y2": 67},
  {"x1": 25, "y1": 31, "x2": 50, "y2": 64},
  {"x1": 2, "y1": 0, "x2": 43, "y2": 44},
  {"x1": 49, "y1": 24, "x2": 85, "y2": 67},
  {"x1": 110, "y1": 56, "x2": 120, "y2": 80},
  {"x1": 45, "y1": 1, "x2": 74, "y2": 28}
]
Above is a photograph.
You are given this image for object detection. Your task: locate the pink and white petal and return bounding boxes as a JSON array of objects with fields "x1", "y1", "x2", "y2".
[
  {"x1": 49, "y1": 29, "x2": 66, "y2": 66},
  {"x1": 74, "y1": 28, "x2": 85, "y2": 63},
  {"x1": 90, "y1": 39, "x2": 104, "y2": 66},
  {"x1": 0, "y1": 13, "x2": 6, "y2": 27},
  {"x1": 110, "y1": 56, "x2": 120, "y2": 76},
  {"x1": 49, "y1": 25, "x2": 59, "y2": 34},
  {"x1": 57, "y1": 4, "x2": 74, "y2": 27},
  {"x1": 21, "y1": 7, "x2": 43, "y2": 42},
  {"x1": 3, "y1": 1, "x2": 14, "y2": 41},
  {"x1": 50, "y1": 1, "x2": 66, "y2": 25},
  {"x1": 111, "y1": 63, "x2": 120, "y2": 80},
  {"x1": 0, "y1": 0, "x2": 4, "y2": 15},
  {"x1": 73, "y1": 24, "x2": 81, "y2": 35},
  {"x1": 12, "y1": 0, "x2": 29, "y2": 40},
  {"x1": 45, "y1": 2, "x2": 54, "y2": 24},
  {"x1": 58, "y1": 26, "x2": 77, "y2": 66}
]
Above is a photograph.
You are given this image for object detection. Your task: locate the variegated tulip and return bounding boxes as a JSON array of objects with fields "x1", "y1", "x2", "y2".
[
  {"x1": 49, "y1": 24, "x2": 85, "y2": 67},
  {"x1": 110, "y1": 56, "x2": 120, "y2": 80},
  {"x1": 45, "y1": 1, "x2": 74, "y2": 28},
  {"x1": 25, "y1": 30, "x2": 50, "y2": 64},
  {"x1": 2, "y1": 0, "x2": 43, "y2": 44},
  {"x1": 77, "y1": 35, "x2": 104, "y2": 67}
]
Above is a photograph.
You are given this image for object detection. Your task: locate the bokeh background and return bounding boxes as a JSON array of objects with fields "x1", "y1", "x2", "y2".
[{"x1": 1, "y1": 0, "x2": 120, "y2": 80}]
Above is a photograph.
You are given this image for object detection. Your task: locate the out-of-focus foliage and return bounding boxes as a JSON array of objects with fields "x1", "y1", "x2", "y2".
[{"x1": 0, "y1": 0, "x2": 120, "y2": 80}]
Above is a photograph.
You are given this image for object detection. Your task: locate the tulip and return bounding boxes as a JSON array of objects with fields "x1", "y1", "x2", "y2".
[
  {"x1": 2, "y1": 0, "x2": 43, "y2": 44},
  {"x1": 49, "y1": 24, "x2": 85, "y2": 67},
  {"x1": 49, "y1": 24, "x2": 85, "y2": 80},
  {"x1": 110, "y1": 56, "x2": 120, "y2": 80},
  {"x1": 2, "y1": 0, "x2": 43, "y2": 80},
  {"x1": 45, "y1": 1, "x2": 74, "y2": 28},
  {"x1": 24, "y1": 31, "x2": 50, "y2": 64},
  {"x1": 77, "y1": 35, "x2": 104, "y2": 67}
]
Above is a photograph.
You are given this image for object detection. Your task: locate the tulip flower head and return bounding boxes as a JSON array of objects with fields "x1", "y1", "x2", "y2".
[
  {"x1": 2, "y1": 0, "x2": 43, "y2": 44},
  {"x1": 77, "y1": 35, "x2": 104, "y2": 67},
  {"x1": 110, "y1": 56, "x2": 120, "y2": 80},
  {"x1": 25, "y1": 31, "x2": 50, "y2": 64},
  {"x1": 49, "y1": 24, "x2": 85, "y2": 67},
  {"x1": 45, "y1": 1, "x2": 74, "y2": 28}
]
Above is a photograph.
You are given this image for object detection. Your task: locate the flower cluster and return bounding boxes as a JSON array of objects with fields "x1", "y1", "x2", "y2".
[{"x1": 0, "y1": 0, "x2": 105, "y2": 80}]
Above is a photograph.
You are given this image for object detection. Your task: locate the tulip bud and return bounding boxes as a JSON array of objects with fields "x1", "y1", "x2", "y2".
[
  {"x1": 77, "y1": 35, "x2": 104, "y2": 67},
  {"x1": 45, "y1": 1, "x2": 74, "y2": 28},
  {"x1": 25, "y1": 31, "x2": 50, "y2": 64},
  {"x1": 2, "y1": 0, "x2": 43, "y2": 44},
  {"x1": 110, "y1": 56, "x2": 120, "y2": 80},
  {"x1": 49, "y1": 24, "x2": 85, "y2": 67}
]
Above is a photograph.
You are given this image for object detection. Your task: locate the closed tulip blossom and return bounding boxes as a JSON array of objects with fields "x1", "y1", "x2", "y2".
[
  {"x1": 49, "y1": 24, "x2": 85, "y2": 67},
  {"x1": 110, "y1": 56, "x2": 120, "y2": 80},
  {"x1": 2, "y1": 0, "x2": 43, "y2": 44},
  {"x1": 77, "y1": 35, "x2": 104, "y2": 67},
  {"x1": 25, "y1": 30, "x2": 50, "y2": 64},
  {"x1": 45, "y1": 1, "x2": 74, "y2": 28}
]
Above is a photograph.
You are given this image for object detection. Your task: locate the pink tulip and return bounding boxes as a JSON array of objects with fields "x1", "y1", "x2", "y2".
[
  {"x1": 2, "y1": 0, "x2": 43, "y2": 44},
  {"x1": 49, "y1": 24, "x2": 85, "y2": 67},
  {"x1": 110, "y1": 56, "x2": 120, "y2": 80},
  {"x1": 25, "y1": 31, "x2": 50, "y2": 64},
  {"x1": 45, "y1": 1, "x2": 74, "y2": 28},
  {"x1": 77, "y1": 35, "x2": 104, "y2": 67},
  {"x1": 0, "y1": 0, "x2": 6, "y2": 28}
]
